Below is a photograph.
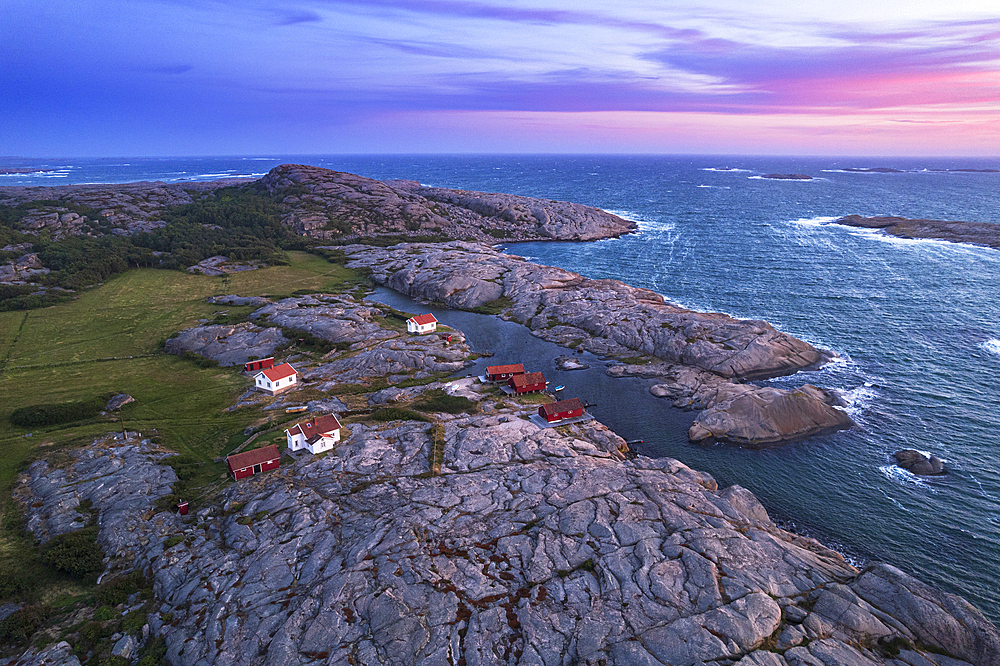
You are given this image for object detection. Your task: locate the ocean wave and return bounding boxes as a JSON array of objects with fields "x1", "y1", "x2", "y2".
[
  {"x1": 604, "y1": 209, "x2": 672, "y2": 232},
  {"x1": 700, "y1": 167, "x2": 749, "y2": 172},
  {"x1": 788, "y1": 215, "x2": 839, "y2": 227},
  {"x1": 878, "y1": 465, "x2": 938, "y2": 491},
  {"x1": 696, "y1": 185, "x2": 730, "y2": 189},
  {"x1": 980, "y1": 339, "x2": 1000, "y2": 356},
  {"x1": 838, "y1": 384, "x2": 878, "y2": 418}
]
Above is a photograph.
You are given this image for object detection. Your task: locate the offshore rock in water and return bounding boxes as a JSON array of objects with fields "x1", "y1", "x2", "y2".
[
  {"x1": 894, "y1": 449, "x2": 946, "y2": 475},
  {"x1": 834, "y1": 214, "x2": 1000, "y2": 249}
]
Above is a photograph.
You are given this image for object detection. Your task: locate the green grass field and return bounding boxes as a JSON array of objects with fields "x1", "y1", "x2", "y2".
[{"x1": 0, "y1": 253, "x2": 368, "y2": 592}]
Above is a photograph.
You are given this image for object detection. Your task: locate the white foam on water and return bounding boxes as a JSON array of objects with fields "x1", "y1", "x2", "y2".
[
  {"x1": 878, "y1": 466, "x2": 925, "y2": 490},
  {"x1": 838, "y1": 384, "x2": 878, "y2": 418},
  {"x1": 696, "y1": 184, "x2": 730, "y2": 189},
  {"x1": 605, "y1": 209, "x2": 673, "y2": 232},
  {"x1": 845, "y1": 226, "x2": 1000, "y2": 256},
  {"x1": 700, "y1": 167, "x2": 749, "y2": 172},
  {"x1": 788, "y1": 215, "x2": 839, "y2": 227},
  {"x1": 979, "y1": 339, "x2": 1000, "y2": 357}
]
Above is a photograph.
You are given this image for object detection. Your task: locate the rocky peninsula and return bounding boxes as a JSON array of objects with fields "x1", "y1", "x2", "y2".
[
  {"x1": 341, "y1": 241, "x2": 854, "y2": 448},
  {"x1": 833, "y1": 215, "x2": 1000, "y2": 249}
]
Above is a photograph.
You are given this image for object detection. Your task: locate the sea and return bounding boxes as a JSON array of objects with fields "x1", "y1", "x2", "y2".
[{"x1": 4, "y1": 154, "x2": 998, "y2": 622}]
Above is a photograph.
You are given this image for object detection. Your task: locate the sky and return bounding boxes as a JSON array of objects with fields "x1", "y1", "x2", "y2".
[{"x1": 2, "y1": 0, "x2": 999, "y2": 156}]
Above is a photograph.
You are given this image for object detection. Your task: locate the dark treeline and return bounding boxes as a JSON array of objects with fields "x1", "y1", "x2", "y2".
[{"x1": 1, "y1": 185, "x2": 308, "y2": 311}]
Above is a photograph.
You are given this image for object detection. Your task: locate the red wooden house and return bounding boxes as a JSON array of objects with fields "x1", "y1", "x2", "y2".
[
  {"x1": 486, "y1": 364, "x2": 524, "y2": 382},
  {"x1": 227, "y1": 444, "x2": 281, "y2": 480},
  {"x1": 539, "y1": 398, "x2": 585, "y2": 423},
  {"x1": 244, "y1": 357, "x2": 274, "y2": 373},
  {"x1": 510, "y1": 371, "x2": 546, "y2": 395}
]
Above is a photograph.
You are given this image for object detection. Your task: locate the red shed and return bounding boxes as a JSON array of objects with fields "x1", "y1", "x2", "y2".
[
  {"x1": 227, "y1": 444, "x2": 281, "y2": 480},
  {"x1": 539, "y1": 398, "x2": 585, "y2": 423},
  {"x1": 244, "y1": 357, "x2": 274, "y2": 373},
  {"x1": 486, "y1": 364, "x2": 524, "y2": 382},
  {"x1": 510, "y1": 371, "x2": 546, "y2": 395}
]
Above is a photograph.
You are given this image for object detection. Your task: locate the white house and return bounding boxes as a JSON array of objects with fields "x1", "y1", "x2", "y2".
[
  {"x1": 254, "y1": 362, "x2": 297, "y2": 395},
  {"x1": 286, "y1": 413, "x2": 342, "y2": 454},
  {"x1": 406, "y1": 313, "x2": 438, "y2": 334}
]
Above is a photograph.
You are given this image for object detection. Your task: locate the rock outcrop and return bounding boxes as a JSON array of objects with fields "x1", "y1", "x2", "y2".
[
  {"x1": 260, "y1": 164, "x2": 636, "y2": 242},
  {"x1": 14, "y1": 421, "x2": 1000, "y2": 666},
  {"x1": 0, "y1": 178, "x2": 245, "y2": 237},
  {"x1": 834, "y1": 215, "x2": 1000, "y2": 249},
  {"x1": 164, "y1": 322, "x2": 288, "y2": 367},
  {"x1": 893, "y1": 450, "x2": 946, "y2": 476},
  {"x1": 687, "y1": 384, "x2": 856, "y2": 448}
]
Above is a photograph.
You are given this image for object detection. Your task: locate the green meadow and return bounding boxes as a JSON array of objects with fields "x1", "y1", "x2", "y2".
[{"x1": 0, "y1": 252, "x2": 367, "y2": 611}]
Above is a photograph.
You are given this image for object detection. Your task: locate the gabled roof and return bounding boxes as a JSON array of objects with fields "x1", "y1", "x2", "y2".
[
  {"x1": 260, "y1": 363, "x2": 296, "y2": 382},
  {"x1": 227, "y1": 444, "x2": 280, "y2": 470},
  {"x1": 287, "y1": 413, "x2": 342, "y2": 438},
  {"x1": 487, "y1": 363, "x2": 524, "y2": 376},
  {"x1": 408, "y1": 313, "x2": 437, "y2": 325},
  {"x1": 540, "y1": 398, "x2": 585, "y2": 416},
  {"x1": 511, "y1": 371, "x2": 546, "y2": 388}
]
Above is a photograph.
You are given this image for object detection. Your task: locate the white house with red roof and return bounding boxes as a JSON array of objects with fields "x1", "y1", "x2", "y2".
[
  {"x1": 254, "y1": 362, "x2": 298, "y2": 395},
  {"x1": 286, "y1": 413, "x2": 342, "y2": 454},
  {"x1": 406, "y1": 313, "x2": 438, "y2": 334}
]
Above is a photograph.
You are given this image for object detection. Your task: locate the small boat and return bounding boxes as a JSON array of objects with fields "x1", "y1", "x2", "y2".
[
  {"x1": 553, "y1": 385, "x2": 565, "y2": 392},
  {"x1": 285, "y1": 406, "x2": 308, "y2": 413}
]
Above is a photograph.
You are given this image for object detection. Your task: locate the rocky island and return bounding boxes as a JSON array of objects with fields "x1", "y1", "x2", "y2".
[
  {"x1": 833, "y1": 215, "x2": 1000, "y2": 249},
  {"x1": 2, "y1": 165, "x2": 998, "y2": 665}
]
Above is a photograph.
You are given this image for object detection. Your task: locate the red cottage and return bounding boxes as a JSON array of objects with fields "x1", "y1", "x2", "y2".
[
  {"x1": 227, "y1": 444, "x2": 281, "y2": 480},
  {"x1": 510, "y1": 371, "x2": 546, "y2": 395},
  {"x1": 244, "y1": 357, "x2": 275, "y2": 373},
  {"x1": 539, "y1": 398, "x2": 585, "y2": 423},
  {"x1": 486, "y1": 364, "x2": 525, "y2": 382}
]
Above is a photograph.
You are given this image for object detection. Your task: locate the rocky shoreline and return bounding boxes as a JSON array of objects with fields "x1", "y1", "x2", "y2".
[
  {"x1": 341, "y1": 241, "x2": 855, "y2": 448},
  {"x1": 833, "y1": 215, "x2": 1000, "y2": 249},
  {"x1": 11, "y1": 419, "x2": 1000, "y2": 666}
]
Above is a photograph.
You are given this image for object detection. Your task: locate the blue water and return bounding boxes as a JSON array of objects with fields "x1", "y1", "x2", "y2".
[{"x1": 4, "y1": 154, "x2": 998, "y2": 622}]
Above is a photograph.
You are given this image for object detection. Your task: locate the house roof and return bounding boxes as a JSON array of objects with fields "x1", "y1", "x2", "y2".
[
  {"x1": 260, "y1": 363, "x2": 296, "y2": 382},
  {"x1": 487, "y1": 363, "x2": 524, "y2": 376},
  {"x1": 511, "y1": 371, "x2": 546, "y2": 388},
  {"x1": 227, "y1": 444, "x2": 280, "y2": 471},
  {"x1": 408, "y1": 313, "x2": 437, "y2": 325},
  {"x1": 540, "y1": 398, "x2": 585, "y2": 416},
  {"x1": 287, "y1": 413, "x2": 342, "y2": 438}
]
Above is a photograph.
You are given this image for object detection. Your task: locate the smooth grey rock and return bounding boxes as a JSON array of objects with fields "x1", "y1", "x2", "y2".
[
  {"x1": 164, "y1": 322, "x2": 287, "y2": 367},
  {"x1": 851, "y1": 563, "x2": 1000, "y2": 666}
]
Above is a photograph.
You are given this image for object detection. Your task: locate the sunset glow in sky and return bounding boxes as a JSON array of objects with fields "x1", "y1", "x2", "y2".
[{"x1": 4, "y1": 0, "x2": 999, "y2": 156}]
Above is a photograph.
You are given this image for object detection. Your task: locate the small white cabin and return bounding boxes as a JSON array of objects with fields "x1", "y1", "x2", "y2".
[
  {"x1": 406, "y1": 313, "x2": 438, "y2": 335},
  {"x1": 254, "y1": 363, "x2": 297, "y2": 395}
]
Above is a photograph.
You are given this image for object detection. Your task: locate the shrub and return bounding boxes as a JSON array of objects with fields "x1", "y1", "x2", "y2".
[
  {"x1": 94, "y1": 605, "x2": 117, "y2": 621},
  {"x1": 413, "y1": 390, "x2": 478, "y2": 415},
  {"x1": 122, "y1": 607, "x2": 148, "y2": 635},
  {"x1": 40, "y1": 526, "x2": 104, "y2": 579},
  {"x1": 9, "y1": 392, "x2": 116, "y2": 428},
  {"x1": 0, "y1": 604, "x2": 51, "y2": 646},
  {"x1": 370, "y1": 408, "x2": 432, "y2": 423},
  {"x1": 96, "y1": 571, "x2": 147, "y2": 607},
  {"x1": 136, "y1": 635, "x2": 167, "y2": 666}
]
